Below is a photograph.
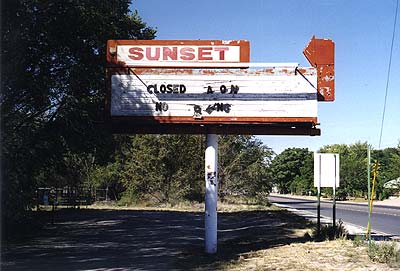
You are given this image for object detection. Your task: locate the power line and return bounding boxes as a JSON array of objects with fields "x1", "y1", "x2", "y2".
[{"x1": 379, "y1": 0, "x2": 399, "y2": 148}]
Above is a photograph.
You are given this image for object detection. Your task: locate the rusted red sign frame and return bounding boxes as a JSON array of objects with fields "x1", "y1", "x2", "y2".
[
  {"x1": 303, "y1": 36, "x2": 335, "y2": 101},
  {"x1": 105, "y1": 37, "x2": 334, "y2": 135}
]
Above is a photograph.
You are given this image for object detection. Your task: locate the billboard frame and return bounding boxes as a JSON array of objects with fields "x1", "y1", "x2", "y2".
[{"x1": 105, "y1": 37, "x2": 334, "y2": 135}]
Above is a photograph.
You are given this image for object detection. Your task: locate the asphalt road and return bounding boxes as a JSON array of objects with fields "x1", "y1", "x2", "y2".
[{"x1": 268, "y1": 194, "x2": 400, "y2": 237}]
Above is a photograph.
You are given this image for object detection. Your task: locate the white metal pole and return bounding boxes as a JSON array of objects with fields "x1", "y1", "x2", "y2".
[
  {"x1": 317, "y1": 154, "x2": 321, "y2": 237},
  {"x1": 205, "y1": 134, "x2": 218, "y2": 254}
]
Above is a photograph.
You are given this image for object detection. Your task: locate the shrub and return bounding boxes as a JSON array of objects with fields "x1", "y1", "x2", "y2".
[{"x1": 313, "y1": 220, "x2": 348, "y2": 241}]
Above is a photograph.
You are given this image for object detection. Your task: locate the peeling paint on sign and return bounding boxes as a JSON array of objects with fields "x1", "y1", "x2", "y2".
[{"x1": 110, "y1": 67, "x2": 318, "y2": 124}]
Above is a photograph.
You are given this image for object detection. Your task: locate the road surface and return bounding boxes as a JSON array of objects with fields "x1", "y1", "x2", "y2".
[{"x1": 268, "y1": 194, "x2": 400, "y2": 237}]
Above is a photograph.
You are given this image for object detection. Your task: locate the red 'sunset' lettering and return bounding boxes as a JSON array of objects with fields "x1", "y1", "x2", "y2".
[
  {"x1": 146, "y1": 47, "x2": 160, "y2": 60},
  {"x1": 128, "y1": 47, "x2": 144, "y2": 60},
  {"x1": 214, "y1": 47, "x2": 229, "y2": 60},
  {"x1": 198, "y1": 47, "x2": 213, "y2": 60},
  {"x1": 180, "y1": 47, "x2": 195, "y2": 60},
  {"x1": 127, "y1": 46, "x2": 231, "y2": 61},
  {"x1": 163, "y1": 47, "x2": 178, "y2": 60}
]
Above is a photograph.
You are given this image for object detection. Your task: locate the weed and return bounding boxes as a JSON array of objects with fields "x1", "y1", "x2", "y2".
[
  {"x1": 352, "y1": 235, "x2": 366, "y2": 247},
  {"x1": 368, "y1": 241, "x2": 400, "y2": 267},
  {"x1": 313, "y1": 220, "x2": 348, "y2": 241}
]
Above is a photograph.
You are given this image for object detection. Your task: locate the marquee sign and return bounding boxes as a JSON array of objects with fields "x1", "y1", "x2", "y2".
[
  {"x1": 105, "y1": 37, "x2": 335, "y2": 135},
  {"x1": 107, "y1": 40, "x2": 250, "y2": 68}
]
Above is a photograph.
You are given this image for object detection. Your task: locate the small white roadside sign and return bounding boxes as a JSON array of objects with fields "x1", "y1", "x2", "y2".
[{"x1": 314, "y1": 153, "x2": 340, "y2": 189}]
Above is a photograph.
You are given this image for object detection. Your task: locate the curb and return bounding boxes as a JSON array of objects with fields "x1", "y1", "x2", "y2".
[
  {"x1": 269, "y1": 193, "x2": 400, "y2": 208},
  {"x1": 271, "y1": 202, "x2": 396, "y2": 241}
]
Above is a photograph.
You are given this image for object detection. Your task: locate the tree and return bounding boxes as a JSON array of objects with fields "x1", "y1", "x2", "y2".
[
  {"x1": 319, "y1": 142, "x2": 368, "y2": 199},
  {"x1": 387, "y1": 144, "x2": 400, "y2": 180},
  {"x1": 372, "y1": 145, "x2": 400, "y2": 199},
  {"x1": 218, "y1": 135, "x2": 274, "y2": 198},
  {"x1": 89, "y1": 135, "x2": 273, "y2": 205},
  {"x1": 113, "y1": 135, "x2": 204, "y2": 204},
  {"x1": 290, "y1": 152, "x2": 314, "y2": 195},
  {"x1": 268, "y1": 148, "x2": 311, "y2": 194},
  {"x1": 1, "y1": 0, "x2": 156, "y2": 226}
]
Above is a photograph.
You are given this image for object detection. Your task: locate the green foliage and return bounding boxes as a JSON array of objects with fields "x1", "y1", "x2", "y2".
[
  {"x1": 1, "y1": 0, "x2": 156, "y2": 226},
  {"x1": 267, "y1": 142, "x2": 399, "y2": 200},
  {"x1": 317, "y1": 142, "x2": 400, "y2": 200},
  {"x1": 112, "y1": 135, "x2": 204, "y2": 204},
  {"x1": 218, "y1": 135, "x2": 274, "y2": 199},
  {"x1": 319, "y1": 142, "x2": 368, "y2": 199},
  {"x1": 268, "y1": 148, "x2": 312, "y2": 194},
  {"x1": 373, "y1": 146, "x2": 400, "y2": 199},
  {"x1": 88, "y1": 135, "x2": 274, "y2": 206},
  {"x1": 313, "y1": 220, "x2": 348, "y2": 241},
  {"x1": 352, "y1": 235, "x2": 366, "y2": 247},
  {"x1": 76, "y1": 134, "x2": 275, "y2": 206}
]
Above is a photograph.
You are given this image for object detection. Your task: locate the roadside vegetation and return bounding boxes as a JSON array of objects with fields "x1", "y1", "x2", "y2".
[
  {"x1": 269, "y1": 143, "x2": 400, "y2": 200},
  {"x1": 223, "y1": 238, "x2": 400, "y2": 271}
]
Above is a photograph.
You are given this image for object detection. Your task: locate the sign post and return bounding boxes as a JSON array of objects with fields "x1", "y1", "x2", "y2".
[
  {"x1": 205, "y1": 134, "x2": 218, "y2": 254},
  {"x1": 366, "y1": 145, "x2": 372, "y2": 245},
  {"x1": 317, "y1": 155, "x2": 321, "y2": 236},
  {"x1": 314, "y1": 153, "x2": 340, "y2": 237},
  {"x1": 332, "y1": 154, "x2": 338, "y2": 234}
]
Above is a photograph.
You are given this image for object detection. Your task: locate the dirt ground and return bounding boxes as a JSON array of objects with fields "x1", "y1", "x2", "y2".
[
  {"x1": 1, "y1": 203, "x2": 398, "y2": 270},
  {"x1": 226, "y1": 240, "x2": 397, "y2": 271}
]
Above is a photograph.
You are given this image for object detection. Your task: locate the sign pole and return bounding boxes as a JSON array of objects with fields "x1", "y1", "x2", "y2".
[
  {"x1": 332, "y1": 154, "x2": 338, "y2": 236},
  {"x1": 332, "y1": 176, "x2": 336, "y2": 236},
  {"x1": 366, "y1": 145, "x2": 372, "y2": 246},
  {"x1": 317, "y1": 154, "x2": 321, "y2": 237},
  {"x1": 205, "y1": 134, "x2": 218, "y2": 254}
]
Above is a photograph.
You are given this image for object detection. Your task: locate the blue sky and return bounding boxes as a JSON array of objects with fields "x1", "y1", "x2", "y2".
[{"x1": 131, "y1": 0, "x2": 399, "y2": 154}]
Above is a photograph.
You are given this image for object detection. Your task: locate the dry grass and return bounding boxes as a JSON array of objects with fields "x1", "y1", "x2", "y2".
[
  {"x1": 224, "y1": 240, "x2": 396, "y2": 271},
  {"x1": 88, "y1": 198, "x2": 272, "y2": 213}
]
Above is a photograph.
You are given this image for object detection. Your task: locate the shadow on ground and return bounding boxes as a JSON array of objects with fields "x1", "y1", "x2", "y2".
[{"x1": 2, "y1": 208, "x2": 313, "y2": 270}]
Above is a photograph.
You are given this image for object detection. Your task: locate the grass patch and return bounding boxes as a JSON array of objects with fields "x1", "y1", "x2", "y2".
[
  {"x1": 89, "y1": 198, "x2": 274, "y2": 213},
  {"x1": 368, "y1": 241, "x2": 400, "y2": 268},
  {"x1": 352, "y1": 235, "x2": 366, "y2": 247},
  {"x1": 312, "y1": 219, "x2": 348, "y2": 241}
]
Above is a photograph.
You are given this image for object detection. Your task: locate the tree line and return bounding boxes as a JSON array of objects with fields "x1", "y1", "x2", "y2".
[
  {"x1": 87, "y1": 139, "x2": 400, "y2": 204},
  {"x1": 270, "y1": 143, "x2": 400, "y2": 200},
  {"x1": 86, "y1": 135, "x2": 273, "y2": 205}
]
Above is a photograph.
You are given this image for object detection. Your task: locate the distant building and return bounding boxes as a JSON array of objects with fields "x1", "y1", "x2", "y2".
[{"x1": 384, "y1": 177, "x2": 400, "y2": 196}]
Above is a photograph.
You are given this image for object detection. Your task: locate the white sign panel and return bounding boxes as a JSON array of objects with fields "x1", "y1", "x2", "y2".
[
  {"x1": 110, "y1": 68, "x2": 318, "y2": 123},
  {"x1": 107, "y1": 40, "x2": 250, "y2": 68},
  {"x1": 314, "y1": 153, "x2": 340, "y2": 188}
]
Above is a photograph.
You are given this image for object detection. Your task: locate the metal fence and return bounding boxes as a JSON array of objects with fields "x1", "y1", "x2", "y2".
[{"x1": 36, "y1": 187, "x2": 94, "y2": 208}]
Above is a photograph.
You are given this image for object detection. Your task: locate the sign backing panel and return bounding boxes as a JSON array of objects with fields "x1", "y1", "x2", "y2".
[{"x1": 109, "y1": 68, "x2": 318, "y2": 125}]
